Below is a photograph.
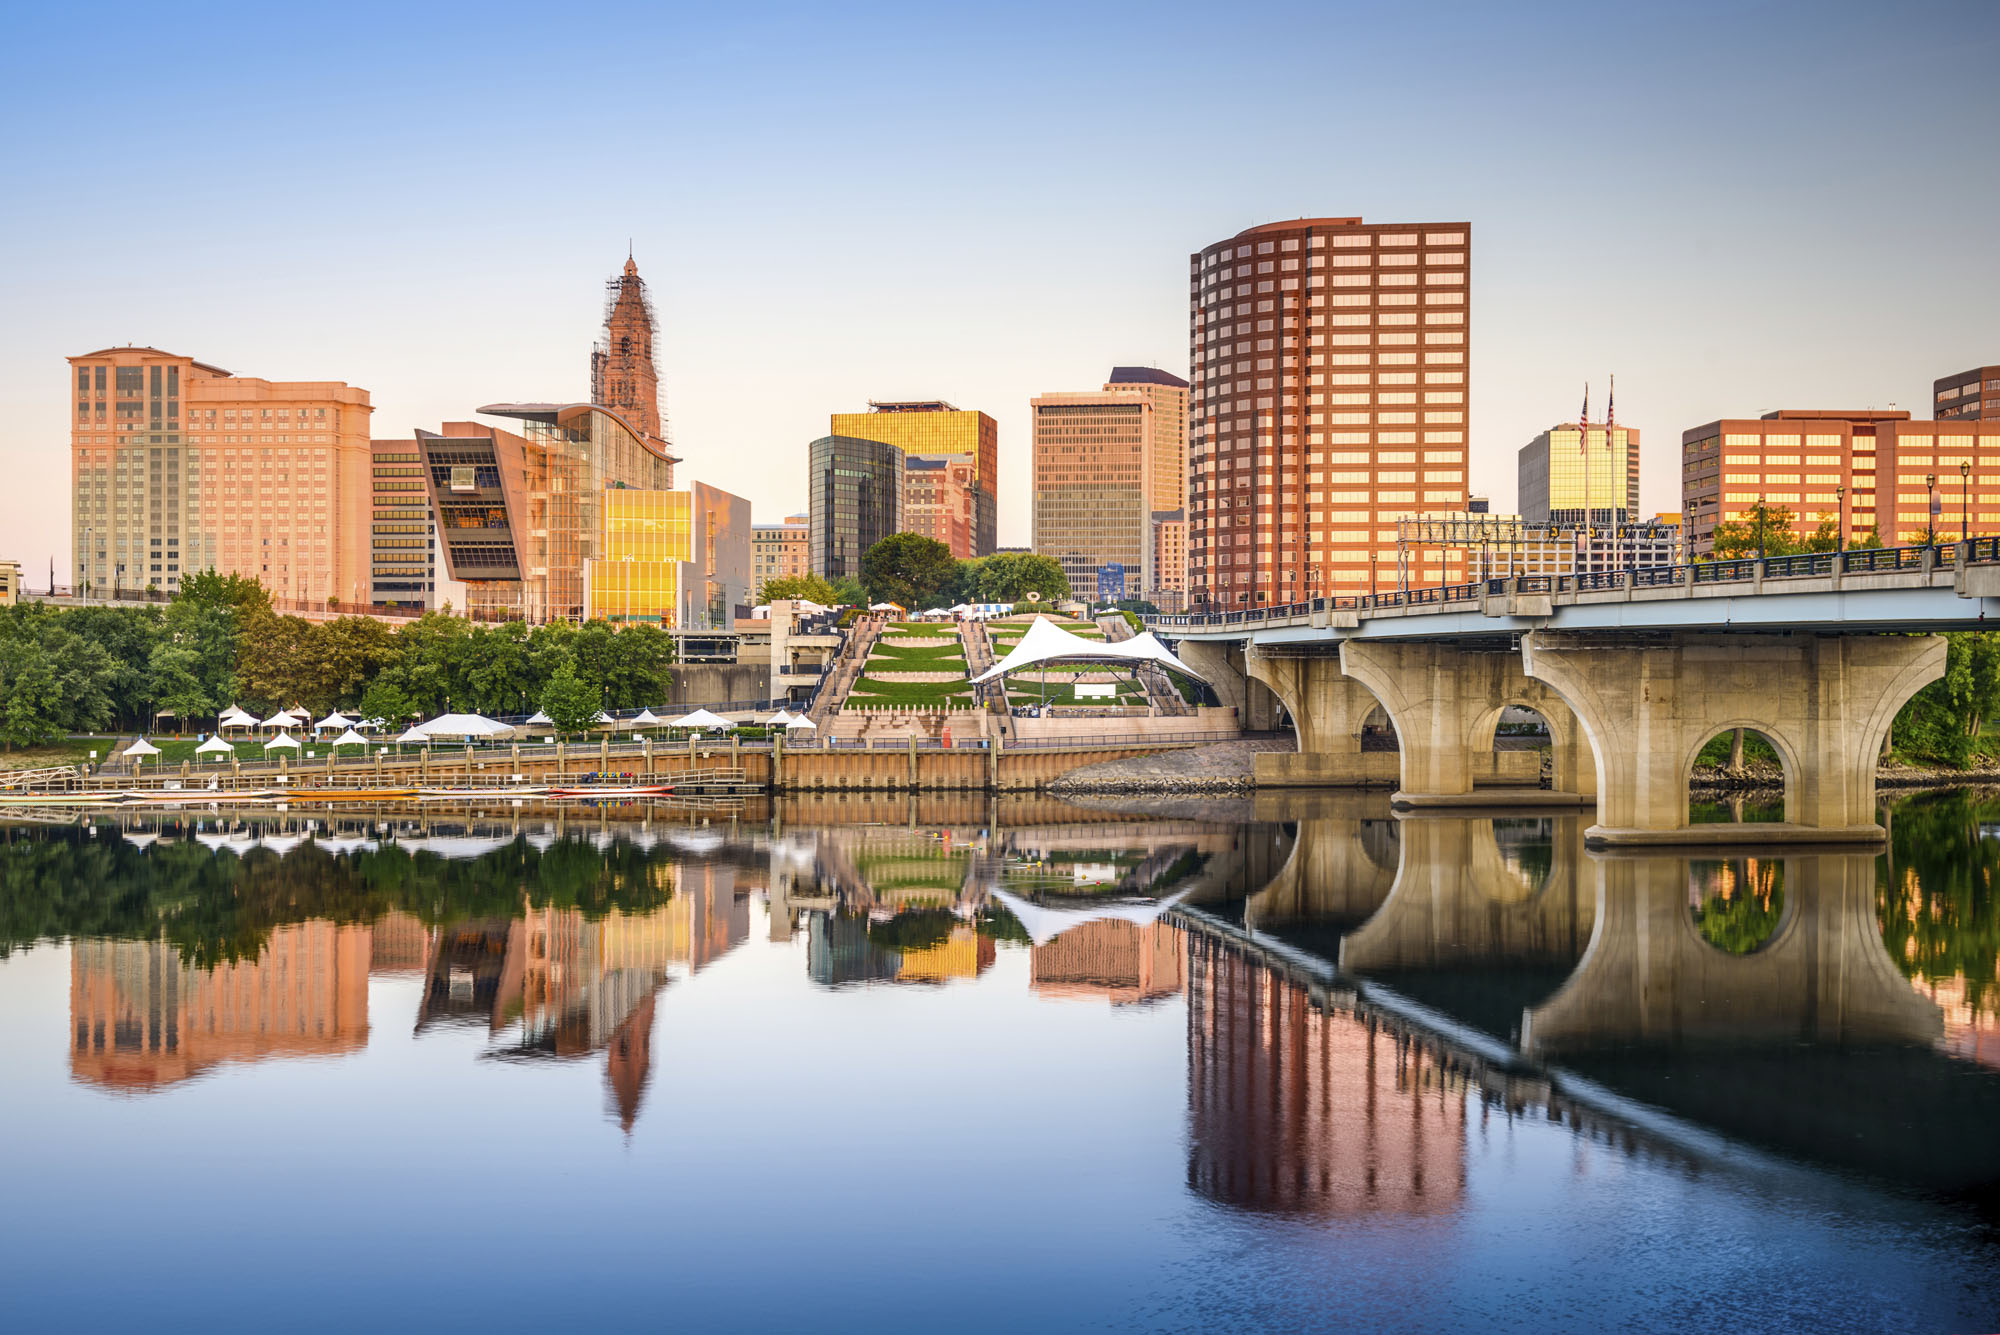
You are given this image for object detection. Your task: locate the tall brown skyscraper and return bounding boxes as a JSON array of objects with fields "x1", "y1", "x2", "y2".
[
  {"x1": 591, "y1": 254, "x2": 672, "y2": 482},
  {"x1": 1189, "y1": 217, "x2": 1470, "y2": 606}
]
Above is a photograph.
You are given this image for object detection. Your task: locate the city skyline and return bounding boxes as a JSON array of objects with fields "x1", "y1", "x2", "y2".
[{"x1": 2, "y1": 3, "x2": 1995, "y2": 589}]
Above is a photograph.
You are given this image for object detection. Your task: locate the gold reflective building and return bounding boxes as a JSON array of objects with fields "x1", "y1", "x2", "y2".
[{"x1": 830, "y1": 401, "x2": 998, "y2": 554}]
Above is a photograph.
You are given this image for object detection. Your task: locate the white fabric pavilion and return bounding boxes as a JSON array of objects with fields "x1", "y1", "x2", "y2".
[
  {"x1": 525, "y1": 710, "x2": 552, "y2": 726},
  {"x1": 260, "y1": 710, "x2": 298, "y2": 730},
  {"x1": 328, "y1": 727, "x2": 370, "y2": 749},
  {"x1": 969, "y1": 616, "x2": 1207, "y2": 684},
  {"x1": 671, "y1": 708, "x2": 734, "y2": 731},
  {"x1": 762, "y1": 709, "x2": 795, "y2": 727},
  {"x1": 630, "y1": 708, "x2": 664, "y2": 728},
  {"x1": 313, "y1": 711, "x2": 352, "y2": 734},
  {"x1": 264, "y1": 733, "x2": 301, "y2": 751},
  {"x1": 415, "y1": 713, "x2": 513, "y2": 741},
  {"x1": 218, "y1": 706, "x2": 258, "y2": 731},
  {"x1": 195, "y1": 736, "x2": 234, "y2": 757},
  {"x1": 395, "y1": 726, "x2": 432, "y2": 745},
  {"x1": 122, "y1": 738, "x2": 161, "y2": 758},
  {"x1": 783, "y1": 715, "x2": 818, "y2": 731}
]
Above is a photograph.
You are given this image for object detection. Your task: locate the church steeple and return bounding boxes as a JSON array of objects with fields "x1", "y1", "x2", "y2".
[{"x1": 591, "y1": 252, "x2": 666, "y2": 466}]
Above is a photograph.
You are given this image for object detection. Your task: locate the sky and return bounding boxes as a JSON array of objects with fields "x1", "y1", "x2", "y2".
[{"x1": 1, "y1": 0, "x2": 1995, "y2": 577}]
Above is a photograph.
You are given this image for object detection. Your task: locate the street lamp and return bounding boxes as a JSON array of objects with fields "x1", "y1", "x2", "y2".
[
  {"x1": 1961, "y1": 459, "x2": 1972, "y2": 543},
  {"x1": 1755, "y1": 496, "x2": 1766, "y2": 562},
  {"x1": 1835, "y1": 486, "x2": 1846, "y2": 554},
  {"x1": 1927, "y1": 472, "x2": 1939, "y2": 549}
]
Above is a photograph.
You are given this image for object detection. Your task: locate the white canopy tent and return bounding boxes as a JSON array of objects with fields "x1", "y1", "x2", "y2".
[
  {"x1": 868, "y1": 602, "x2": 904, "y2": 613},
  {"x1": 218, "y1": 706, "x2": 258, "y2": 732},
  {"x1": 415, "y1": 713, "x2": 513, "y2": 742},
  {"x1": 762, "y1": 709, "x2": 795, "y2": 727},
  {"x1": 260, "y1": 710, "x2": 299, "y2": 730},
  {"x1": 263, "y1": 733, "x2": 301, "y2": 751},
  {"x1": 630, "y1": 708, "x2": 664, "y2": 729},
  {"x1": 592, "y1": 710, "x2": 615, "y2": 726},
  {"x1": 195, "y1": 735, "x2": 234, "y2": 760},
  {"x1": 313, "y1": 711, "x2": 352, "y2": 734},
  {"x1": 328, "y1": 727, "x2": 370, "y2": 750},
  {"x1": 969, "y1": 616, "x2": 1206, "y2": 685},
  {"x1": 671, "y1": 708, "x2": 734, "y2": 731},
  {"x1": 395, "y1": 726, "x2": 432, "y2": 746},
  {"x1": 525, "y1": 710, "x2": 553, "y2": 726},
  {"x1": 122, "y1": 738, "x2": 161, "y2": 758},
  {"x1": 783, "y1": 715, "x2": 818, "y2": 731}
]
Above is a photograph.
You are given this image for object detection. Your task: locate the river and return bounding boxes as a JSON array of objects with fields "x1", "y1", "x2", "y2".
[{"x1": 1, "y1": 789, "x2": 1996, "y2": 1333}]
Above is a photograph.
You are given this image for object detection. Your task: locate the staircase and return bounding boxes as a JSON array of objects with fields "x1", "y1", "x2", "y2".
[
  {"x1": 806, "y1": 615, "x2": 885, "y2": 727},
  {"x1": 959, "y1": 619, "x2": 1015, "y2": 744},
  {"x1": 1097, "y1": 614, "x2": 1191, "y2": 717}
]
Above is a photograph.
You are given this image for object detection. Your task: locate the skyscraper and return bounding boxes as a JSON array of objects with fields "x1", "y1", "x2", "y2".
[
  {"x1": 68, "y1": 346, "x2": 374, "y2": 604},
  {"x1": 829, "y1": 401, "x2": 997, "y2": 555},
  {"x1": 1935, "y1": 365, "x2": 2000, "y2": 422},
  {"x1": 1518, "y1": 423, "x2": 1641, "y2": 523},
  {"x1": 1188, "y1": 218, "x2": 1470, "y2": 605},
  {"x1": 1030, "y1": 368, "x2": 1188, "y2": 604}
]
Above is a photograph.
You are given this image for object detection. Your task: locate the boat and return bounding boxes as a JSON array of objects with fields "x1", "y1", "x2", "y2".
[{"x1": 546, "y1": 785, "x2": 675, "y2": 799}]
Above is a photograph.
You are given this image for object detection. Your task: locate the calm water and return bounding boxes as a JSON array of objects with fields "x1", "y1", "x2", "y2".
[{"x1": 4, "y1": 789, "x2": 2000, "y2": 1334}]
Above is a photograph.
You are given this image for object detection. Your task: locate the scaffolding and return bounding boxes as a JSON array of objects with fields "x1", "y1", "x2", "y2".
[{"x1": 1395, "y1": 513, "x2": 1683, "y2": 587}]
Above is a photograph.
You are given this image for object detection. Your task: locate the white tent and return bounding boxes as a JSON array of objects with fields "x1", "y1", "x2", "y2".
[
  {"x1": 264, "y1": 733, "x2": 301, "y2": 751},
  {"x1": 631, "y1": 708, "x2": 664, "y2": 728},
  {"x1": 395, "y1": 726, "x2": 432, "y2": 746},
  {"x1": 592, "y1": 710, "x2": 616, "y2": 726},
  {"x1": 313, "y1": 711, "x2": 352, "y2": 734},
  {"x1": 525, "y1": 710, "x2": 552, "y2": 726},
  {"x1": 868, "y1": 602, "x2": 904, "y2": 613},
  {"x1": 218, "y1": 706, "x2": 258, "y2": 731},
  {"x1": 671, "y1": 708, "x2": 734, "y2": 731},
  {"x1": 195, "y1": 735, "x2": 234, "y2": 758},
  {"x1": 122, "y1": 738, "x2": 161, "y2": 758},
  {"x1": 783, "y1": 715, "x2": 818, "y2": 731},
  {"x1": 970, "y1": 615, "x2": 1206, "y2": 684},
  {"x1": 328, "y1": 727, "x2": 370, "y2": 750},
  {"x1": 921, "y1": 607, "x2": 950, "y2": 618},
  {"x1": 261, "y1": 710, "x2": 298, "y2": 729},
  {"x1": 762, "y1": 709, "x2": 796, "y2": 727},
  {"x1": 415, "y1": 713, "x2": 513, "y2": 741}
]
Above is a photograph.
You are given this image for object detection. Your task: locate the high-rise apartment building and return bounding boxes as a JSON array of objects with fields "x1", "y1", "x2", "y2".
[
  {"x1": 807, "y1": 435, "x2": 903, "y2": 579},
  {"x1": 1935, "y1": 365, "x2": 2000, "y2": 422},
  {"x1": 1681, "y1": 409, "x2": 1909, "y2": 554},
  {"x1": 1031, "y1": 368, "x2": 1190, "y2": 604},
  {"x1": 68, "y1": 346, "x2": 373, "y2": 602},
  {"x1": 752, "y1": 513, "x2": 810, "y2": 593},
  {"x1": 901, "y1": 455, "x2": 978, "y2": 558},
  {"x1": 1188, "y1": 218, "x2": 1470, "y2": 606},
  {"x1": 829, "y1": 402, "x2": 996, "y2": 555}
]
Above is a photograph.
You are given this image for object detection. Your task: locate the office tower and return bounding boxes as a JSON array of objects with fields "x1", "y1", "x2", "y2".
[
  {"x1": 807, "y1": 435, "x2": 903, "y2": 579},
  {"x1": 752, "y1": 513, "x2": 810, "y2": 592},
  {"x1": 1935, "y1": 365, "x2": 2000, "y2": 422},
  {"x1": 901, "y1": 455, "x2": 979, "y2": 558},
  {"x1": 581, "y1": 480, "x2": 752, "y2": 629},
  {"x1": 1680, "y1": 409, "x2": 1910, "y2": 555},
  {"x1": 1519, "y1": 423, "x2": 1642, "y2": 521},
  {"x1": 1188, "y1": 218, "x2": 1470, "y2": 605},
  {"x1": 1031, "y1": 367, "x2": 1190, "y2": 604},
  {"x1": 368, "y1": 438, "x2": 439, "y2": 607},
  {"x1": 829, "y1": 401, "x2": 996, "y2": 554},
  {"x1": 590, "y1": 254, "x2": 675, "y2": 481},
  {"x1": 68, "y1": 346, "x2": 373, "y2": 603}
]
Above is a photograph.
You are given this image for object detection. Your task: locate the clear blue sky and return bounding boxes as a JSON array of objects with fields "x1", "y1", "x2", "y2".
[{"x1": 1, "y1": 0, "x2": 1994, "y2": 575}]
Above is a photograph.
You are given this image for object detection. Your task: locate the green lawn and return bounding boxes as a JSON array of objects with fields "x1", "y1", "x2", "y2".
[{"x1": 0, "y1": 736, "x2": 121, "y2": 771}]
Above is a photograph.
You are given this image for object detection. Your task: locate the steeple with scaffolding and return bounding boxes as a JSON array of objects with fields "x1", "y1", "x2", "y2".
[{"x1": 590, "y1": 249, "x2": 673, "y2": 483}]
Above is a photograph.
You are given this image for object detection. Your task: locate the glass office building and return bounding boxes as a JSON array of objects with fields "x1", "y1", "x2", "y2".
[{"x1": 808, "y1": 435, "x2": 903, "y2": 579}]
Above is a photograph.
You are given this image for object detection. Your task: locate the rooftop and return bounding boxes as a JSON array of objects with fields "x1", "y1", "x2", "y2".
[{"x1": 1108, "y1": 367, "x2": 1189, "y2": 389}]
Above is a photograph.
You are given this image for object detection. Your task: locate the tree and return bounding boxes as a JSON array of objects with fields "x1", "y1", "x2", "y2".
[
  {"x1": 860, "y1": 533, "x2": 957, "y2": 609},
  {"x1": 146, "y1": 641, "x2": 213, "y2": 728},
  {"x1": 758, "y1": 573, "x2": 838, "y2": 605},
  {"x1": 968, "y1": 551, "x2": 1070, "y2": 603},
  {"x1": 828, "y1": 575, "x2": 869, "y2": 607},
  {"x1": 1709, "y1": 504, "x2": 1806, "y2": 559},
  {"x1": 357, "y1": 681, "x2": 415, "y2": 726},
  {"x1": 538, "y1": 662, "x2": 601, "y2": 737}
]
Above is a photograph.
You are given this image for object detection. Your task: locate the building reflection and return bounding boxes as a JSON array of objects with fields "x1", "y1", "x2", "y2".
[
  {"x1": 1186, "y1": 934, "x2": 1465, "y2": 1216},
  {"x1": 1031, "y1": 921, "x2": 1184, "y2": 1005},
  {"x1": 70, "y1": 922, "x2": 372, "y2": 1092}
]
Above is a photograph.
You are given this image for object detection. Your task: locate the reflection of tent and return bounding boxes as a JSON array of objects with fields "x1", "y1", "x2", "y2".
[
  {"x1": 195, "y1": 736, "x2": 234, "y2": 759},
  {"x1": 987, "y1": 886, "x2": 1192, "y2": 948},
  {"x1": 122, "y1": 738, "x2": 161, "y2": 758},
  {"x1": 970, "y1": 616, "x2": 1206, "y2": 684},
  {"x1": 264, "y1": 733, "x2": 301, "y2": 751},
  {"x1": 671, "y1": 709, "x2": 734, "y2": 731},
  {"x1": 328, "y1": 727, "x2": 370, "y2": 750},
  {"x1": 783, "y1": 715, "x2": 818, "y2": 731},
  {"x1": 415, "y1": 713, "x2": 512, "y2": 741}
]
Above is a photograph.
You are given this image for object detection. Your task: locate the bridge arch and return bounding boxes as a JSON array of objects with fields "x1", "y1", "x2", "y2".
[
  {"x1": 1682, "y1": 720, "x2": 1797, "y2": 825},
  {"x1": 1468, "y1": 695, "x2": 1596, "y2": 801}
]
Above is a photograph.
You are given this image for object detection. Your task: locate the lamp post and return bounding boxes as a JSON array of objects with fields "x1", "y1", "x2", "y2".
[
  {"x1": 1927, "y1": 472, "x2": 1939, "y2": 550},
  {"x1": 1755, "y1": 496, "x2": 1765, "y2": 562},
  {"x1": 1961, "y1": 459, "x2": 1972, "y2": 543},
  {"x1": 1835, "y1": 486, "x2": 1846, "y2": 553}
]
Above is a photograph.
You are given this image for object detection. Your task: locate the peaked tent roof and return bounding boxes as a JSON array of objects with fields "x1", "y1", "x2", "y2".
[
  {"x1": 969, "y1": 616, "x2": 1207, "y2": 684},
  {"x1": 122, "y1": 738, "x2": 161, "y2": 757},
  {"x1": 671, "y1": 708, "x2": 734, "y2": 730},
  {"x1": 261, "y1": 711, "x2": 298, "y2": 729},
  {"x1": 396, "y1": 727, "x2": 433, "y2": 744},
  {"x1": 329, "y1": 728, "x2": 371, "y2": 748},
  {"x1": 631, "y1": 708, "x2": 663, "y2": 726},
  {"x1": 415, "y1": 713, "x2": 513, "y2": 739},
  {"x1": 313, "y1": 711, "x2": 352, "y2": 732},
  {"x1": 194, "y1": 735, "x2": 234, "y2": 755},
  {"x1": 264, "y1": 733, "x2": 301, "y2": 750}
]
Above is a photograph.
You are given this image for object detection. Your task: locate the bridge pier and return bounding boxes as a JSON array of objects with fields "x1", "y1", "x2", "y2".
[
  {"x1": 1243, "y1": 650, "x2": 1388, "y2": 786},
  {"x1": 1176, "y1": 639, "x2": 1282, "y2": 731},
  {"x1": 1523, "y1": 631, "x2": 1944, "y2": 844},
  {"x1": 1336, "y1": 641, "x2": 1592, "y2": 807}
]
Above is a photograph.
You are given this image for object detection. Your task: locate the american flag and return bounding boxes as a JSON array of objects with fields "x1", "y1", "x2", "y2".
[
  {"x1": 1606, "y1": 374, "x2": 1615, "y2": 437},
  {"x1": 1579, "y1": 384, "x2": 1589, "y2": 454}
]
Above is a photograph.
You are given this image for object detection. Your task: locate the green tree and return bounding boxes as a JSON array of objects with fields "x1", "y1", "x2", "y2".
[
  {"x1": 1709, "y1": 504, "x2": 1806, "y2": 559},
  {"x1": 758, "y1": 573, "x2": 839, "y2": 605},
  {"x1": 357, "y1": 680, "x2": 415, "y2": 726},
  {"x1": 145, "y1": 641, "x2": 213, "y2": 728},
  {"x1": 538, "y1": 662, "x2": 601, "y2": 737},
  {"x1": 828, "y1": 575, "x2": 869, "y2": 606},
  {"x1": 860, "y1": 533, "x2": 958, "y2": 609},
  {"x1": 969, "y1": 551, "x2": 1070, "y2": 603}
]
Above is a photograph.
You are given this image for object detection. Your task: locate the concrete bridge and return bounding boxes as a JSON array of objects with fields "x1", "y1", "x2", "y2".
[{"x1": 1148, "y1": 542, "x2": 2000, "y2": 844}]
